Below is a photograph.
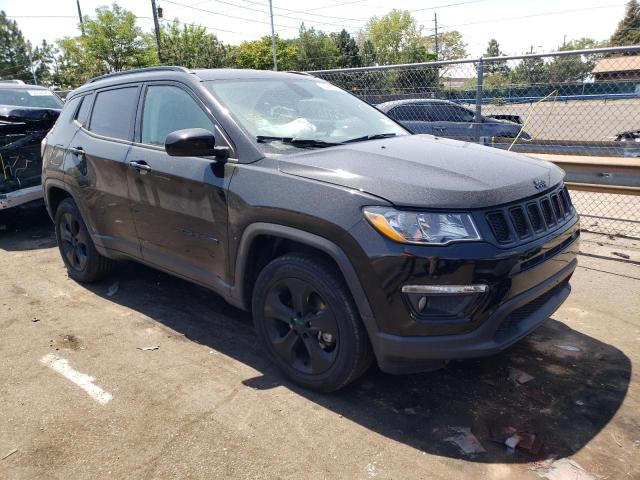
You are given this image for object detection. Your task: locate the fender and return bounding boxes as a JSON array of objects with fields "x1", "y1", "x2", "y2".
[{"x1": 229, "y1": 223, "x2": 376, "y2": 331}]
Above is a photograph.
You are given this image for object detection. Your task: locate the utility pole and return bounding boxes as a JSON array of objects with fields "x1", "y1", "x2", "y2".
[
  {"x1": 268, "y1": 0, "x2": 278, "y2": 71},
  {"x1": 76, "y1": 0, "x2": 85, "y2": 35},
  {"x1": 27, "y1": 43, "x2": 37, "y2": 85},
  {"x1": 151, "y1": 0, "x2": 163, "y2": 63},
  {"x1": 434, "y1": 12, "x2": 439, "y2": 61}
]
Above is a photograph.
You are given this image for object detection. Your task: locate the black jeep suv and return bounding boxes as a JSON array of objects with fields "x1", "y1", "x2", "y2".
[{"x1": 42, "y1": 67, "x2": 579, "y2": 392}]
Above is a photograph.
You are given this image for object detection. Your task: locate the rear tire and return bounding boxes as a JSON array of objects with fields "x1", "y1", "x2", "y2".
[
  {"x1": 54, "y1": 197, "x2": 114, "y2": 282},
  {"x1": 252, "y1": 252, "x2": 373, "y2": 392}
]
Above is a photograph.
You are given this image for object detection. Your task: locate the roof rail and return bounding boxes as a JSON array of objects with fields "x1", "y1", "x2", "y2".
[
  {"x1": 287, "y1": 71, "x2": 314, "y2": 76},
  {"x1": 87, "y1": 66, "x2": 192, "y2": 84}
]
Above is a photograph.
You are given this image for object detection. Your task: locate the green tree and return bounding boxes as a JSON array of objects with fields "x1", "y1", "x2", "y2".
[
  {"x1": 331, "y1": 29, "x2": 361, "y2": 68},
  {"x1": 56, "y1": 3, "x2": 156, "y2": 87},
  {"x1": 231, "y1": 36, "x2": 298, "y2": 71},
  {"x1": 511, "y1": 56, "x2": 546, "y2": 85},
  {"x1": 161, "y1": 20, "x2": 228, "y2": 68},
  {"x1": 294, "y1": 23, "x2": 339, "y2": 70},
  {"x1": 426, "y1": 30, "x2": 467, "y2": 61},
  {"x1": 0, "y1": 11, "x2": 32, "y2": 82},
  {"x1": 32, "y1": 40, "x2": 59, "y2": 86},
  {"x1": 359, "y1": 9, "x2": 431, "y2": 65},
  {"x1": 484, "y1": 39, "x2": 509, "y2": 75},
  {"x1": 611, "y1": 0, "x2": 640, "y2": 47},
  {"x1": 546, "y1": 38, "x2": 609, "y2": 82}
]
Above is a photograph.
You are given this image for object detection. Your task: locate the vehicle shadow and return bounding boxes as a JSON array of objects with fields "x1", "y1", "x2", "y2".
[
  {"x1": 0, "y1": 203, "x2": 56, "y2": 252},
  {"x1": 83, "y1": 262, "x2": 630, "y2": 464}
]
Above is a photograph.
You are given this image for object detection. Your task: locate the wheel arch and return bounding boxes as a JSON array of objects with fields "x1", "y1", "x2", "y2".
[
  {"x1": 230, "y1": 223, "x2": 375, "y2": 326},
  {"x1": 44, "y1": 181, "x2": 73, "y2": 219}
]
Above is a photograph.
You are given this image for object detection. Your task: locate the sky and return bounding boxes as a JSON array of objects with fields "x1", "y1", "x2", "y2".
[{"x1": 0, "y1": 0, "x2": 629, "y2": 58}]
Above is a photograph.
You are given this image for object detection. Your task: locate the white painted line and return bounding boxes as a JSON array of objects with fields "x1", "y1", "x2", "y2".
[{"x1": 40, "y1": 354, "x2": 113, "y2": 406}]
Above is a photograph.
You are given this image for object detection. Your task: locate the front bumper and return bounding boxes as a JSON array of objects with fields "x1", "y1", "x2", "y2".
[
  {"x1": 349, "y1": 210, "x2": 580, "y2": 374},
  {"x1": 0, "y1": 185, "x2": 43, "y2": 210},
  {"x1": 372, "y1": 258, "x2": 575, "y2": 374}
]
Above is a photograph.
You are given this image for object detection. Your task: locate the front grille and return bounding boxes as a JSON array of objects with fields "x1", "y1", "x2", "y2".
[
  {"x1": 527, "y1": 203, "x2": 544, "y2": 232},
  {"x1": 510, "y1": 207, "x2": 529, "y2": 238},
  {"x1": 487, "y1": 212, "x2": 511, "y2": 242},
  {"x1": 486, "y1": 184, "x2": 574, "y2": 245}
]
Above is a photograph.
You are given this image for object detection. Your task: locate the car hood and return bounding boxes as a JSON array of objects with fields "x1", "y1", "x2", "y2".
[{"x1": 277, "y1": 135, "x2": 563, "y2": 209}]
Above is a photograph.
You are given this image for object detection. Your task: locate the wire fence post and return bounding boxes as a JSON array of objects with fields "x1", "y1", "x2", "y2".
[{"x1": 474, "y1": 56, "x2": 484, "y2": 143}]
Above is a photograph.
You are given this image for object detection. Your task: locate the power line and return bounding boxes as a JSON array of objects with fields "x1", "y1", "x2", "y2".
[
  {"x1": 161, "y1": 0, "x2": 300, "y2": 31},
  {"x1": 165, "y1": 0, "x2": 363, "y2": 29},
  {"x1": 434, "y1": 3, "x2": 626, "y2": 29}
]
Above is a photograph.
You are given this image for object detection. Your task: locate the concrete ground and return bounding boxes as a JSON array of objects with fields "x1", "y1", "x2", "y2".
[{"x1": 1, "y1": 205, "x2": 639, "y2": 479}]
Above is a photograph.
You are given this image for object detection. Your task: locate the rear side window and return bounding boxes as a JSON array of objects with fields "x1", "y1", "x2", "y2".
[
  {"x1": 89, "y1": 87, "x2": 139, "y2": 140},
  {"x1": 141, "y1": 85, "x2": 214, "y2": 146},
  {"x1": 390, "y1": 105, "x2": 433, "y2": 122},
  {"x1": 54, "y1": 96, "x2": 81, "y2": 126},
  {"x1": 75, "y1": 93, "x2": 93, "y2": 127},
  {"x1": 48, "y1": 96, "x2": 81, "y2": 135}
]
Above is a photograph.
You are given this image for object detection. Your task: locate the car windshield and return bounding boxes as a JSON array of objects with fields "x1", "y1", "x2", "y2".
[
  {"x1": 205, "y1": 78, "x2": 407, "y2": 154},
  {"x1": 0, "y1": 88, "x2": 63, "y2": 109}
]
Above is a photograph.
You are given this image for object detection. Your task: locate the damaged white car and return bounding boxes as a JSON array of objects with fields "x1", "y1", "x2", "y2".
[{"x1": 0, "y1": 80, "x2": 62, "y2": 210}]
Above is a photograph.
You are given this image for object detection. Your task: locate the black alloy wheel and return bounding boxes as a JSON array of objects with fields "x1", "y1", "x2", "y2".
[
  {"x1": 252, "y1": 253, "x2": 373, "y2": 392},
  {"x1": 263, "y1": 277, "x2": 339, "y2": 375}
]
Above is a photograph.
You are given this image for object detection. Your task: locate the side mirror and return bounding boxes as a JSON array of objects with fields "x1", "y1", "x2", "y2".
[{"x1": 165, "y1": 128, "x2": 229, "y2": 159}]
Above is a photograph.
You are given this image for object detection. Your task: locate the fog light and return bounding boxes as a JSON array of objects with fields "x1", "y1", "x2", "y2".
[
  {"x1": 418, "y1": 296, "x2": 427, "y2": 311},
  {"x1": 402, "y1": 284, "x2": 488, "y2": 319}
]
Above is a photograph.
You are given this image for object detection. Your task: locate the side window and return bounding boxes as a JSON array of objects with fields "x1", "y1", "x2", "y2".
[
  {"x1": 89, "y1": 86, "x2": 139, "y2": 140},
  {"x1": 75, "y1": 93, "x2": 93, "y2": 127},
  {"x1": 53, "y1": 96, "x2": 81, "y2": 127},
  {"x1": 390, "y1": 105, "x2": 423, "y2": 121},
  {"x1": 141, "y1": 85, "x2": 215, "y2": 146},
  {"x1": 430, "y1": 104, "x2": 452, "y2": 122},
  {"x1": 452, "y1": 106, "x2": 475, "y2": 122},
  {"x1": 48, "y1": 96, "x2": 80, "y2": 135}
]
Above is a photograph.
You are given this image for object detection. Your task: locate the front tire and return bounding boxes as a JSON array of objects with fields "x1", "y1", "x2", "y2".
[
  {"x1": 252, "y1": 253, "x2": 373, "y2": 392},
  {"x1": 54, "y1": 197, "x2": 114, "y2": 282}
]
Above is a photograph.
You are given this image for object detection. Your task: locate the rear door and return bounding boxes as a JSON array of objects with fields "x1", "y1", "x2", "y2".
[
  {"x1": 432, "y1": 104, "x2": 476, "y2": 141},
  {"x1": 64, "y1": 84, "x2": 141, "y2": 258},
  {"x1": 125, "y1": 82, "x2": 235, "y2": 290}
]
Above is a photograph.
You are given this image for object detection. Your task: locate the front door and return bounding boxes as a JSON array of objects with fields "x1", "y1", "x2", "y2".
[{"x1": 125, "y1": 83, "x2": 234, "y2": 290}]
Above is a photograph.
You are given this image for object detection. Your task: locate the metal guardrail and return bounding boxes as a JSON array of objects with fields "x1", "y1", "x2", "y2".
[{"x1": 527, "y1": 154, "x2": 640, "y2": 196}]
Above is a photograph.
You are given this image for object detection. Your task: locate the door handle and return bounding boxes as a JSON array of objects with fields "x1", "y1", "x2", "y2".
[
  {"x1": 68, "y1": 146, "x2": 84, "y2": 156},
  {"x1": 128, "y1": 160, "x2": 152, "y2": 174}
]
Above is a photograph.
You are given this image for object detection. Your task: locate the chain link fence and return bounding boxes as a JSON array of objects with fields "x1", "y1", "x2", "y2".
[{"x1": 310, "y1": 46, "x2": 640, "y2": 239}]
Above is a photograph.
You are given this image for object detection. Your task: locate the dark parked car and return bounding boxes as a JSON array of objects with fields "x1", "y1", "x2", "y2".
[
  {"x1": 0, "y1": 80, "x2": 62, "y2": 209},
  {"x1": 42, "y1": 67, "x2": 579, "y2": 392},
  {"x1": 377, "y1": 98, "x2": 530, "y2": 141}
]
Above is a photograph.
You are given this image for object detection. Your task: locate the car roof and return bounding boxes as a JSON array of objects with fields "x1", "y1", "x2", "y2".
[
  {"x1": 0, "y1": 82, "x2": 50, "y2": 90},
  {"x1": 376, "y1": 98, "x2": 456, "y2": 111},
  {"x1": 70, "y1": 66, "x2": 319, "y2": 97}
]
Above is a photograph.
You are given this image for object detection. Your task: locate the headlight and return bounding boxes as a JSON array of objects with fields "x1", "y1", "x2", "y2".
[{"x1": 363, "y1": 207, "x2": 481, "y2": 245}]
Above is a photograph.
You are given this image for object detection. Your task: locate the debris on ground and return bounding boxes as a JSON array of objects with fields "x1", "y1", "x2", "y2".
[
  {"x1": 1, "y1": 448, "x2": 17, "y2": 461},
  {"x1": 489, "y1": 423, "x2": 542, "y2": 454},
  {"x1": 575, "y1": 400, "x2": 585, "y2": 406},
  {"x1": 32, "y1": 316, "x2": 40, "y2": 322},
  {"x1": 445, "y1": 427, "x2": 486, "y2": 456},
  {"x1": 403, "y1": 407, "x2": 417, "y2": 415},
  {"x1": 107, "y1": 282, "x2": 119, "y2": 297},
  {"x1": 508, "y1": 367, "x2": 535, "y2": 385},
  {"x1": 137, "y1": 345, "x2": 160, "y2": 351},
  {"x1": 612, "y1": 251, "x2": 631, "y2": 259},
  {"x1": 541, "y1": 458, "x2": 595, "y2": 480},
  {"x1": 555, "y1": 344, "x2": 581, "y2": 352}
]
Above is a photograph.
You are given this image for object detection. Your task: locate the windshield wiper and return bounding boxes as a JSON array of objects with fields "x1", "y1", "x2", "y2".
[
  {"x1": 256, "y1": 136, "x2": 341, "y2": 148},
  {"x1": 342, "y1": 133, "x2": 398, "y2": 144}
]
